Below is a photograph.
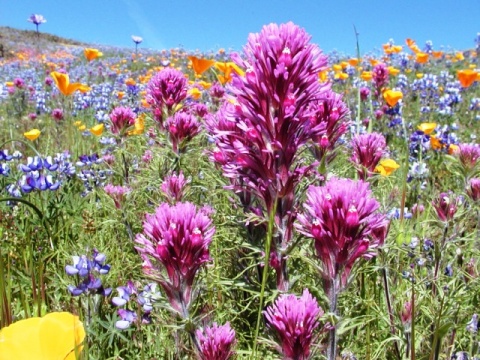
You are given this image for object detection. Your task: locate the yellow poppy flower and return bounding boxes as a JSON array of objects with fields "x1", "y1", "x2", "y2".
[
  {"x1": 50, "y1": 71, "x2": 89, "y2": 96},
  {"x1": 84, "y1": 48, "x2": 103, "y2": 61},
  {"x1": 5, "y1": 81, "x2": 14, "y2": 87},
  {"x1": 90, "y1": 123, "x2": 104, "y2": 136},
  {"x1": 448, "y1": 144, "x2": 459, "y2": 155},
  {"x1": 455, "y1": 52, "x2": 464, "y2": 61},
  {"x1": 214, "y1": 62, "x2": 245, "y2": 84},
  {"x1": 0, "y1": 312, "x2": 85, "y2": 360},
  {"x1": 188, "y1": 87, "x2": 202, "y2": 100},
  {"x1": 332, "y1": 64, "x2": 342, "y2": 71},
  {"x1": 457, "y1": 69, "x2": 478, "y2": 88},
  {"x1": 360, "y1": 71, "x2": 372, "y2": 81},
  {"x1": 318, "y1": 70, "x2": 329, "y2": 82},
  {"x1": 188, "y1": 56, "x2": 215, "y2": 76},
  {"x1": 197, "y1": 80, "x2": 212, "y2": 89},
  {"x1": 375, "y1": 159, "x2": 400, "y2": 176},
  {"x1": 383, "y1": 89, "x2": 403, "y2": 107},
  {"x1": 78, "y1": 125, "x2": 86, "y2": 131},
  {"x1": 416, "y1": 73, "x2": 424, "y2": 79},
  {"x1": 74, "y1": 121, "x2": 83, "y2": 127},
  {"x1": 117, "y1": 91, "x2": 125, "y2": 100},
  {"x1": 417, "y1": 122, "x2": 436, "y2": 135},
  {"x1": 128, "y1": 114, "x2": 145, "y2": 135},
  {"x1": 334, "y1": 72, "x2": 348, "y2": 80},
  {"x1": 387, "y1": 66, "x2": 400, "y2": 76},
  {"x1": 24, "y1": 129, "x2": 41, "y2": 141}
]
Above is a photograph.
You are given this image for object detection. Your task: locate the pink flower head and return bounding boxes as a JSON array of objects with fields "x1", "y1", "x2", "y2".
[
  {"x1": 372, "y1": 63, "x2": 389, "y2": 90},
  {"x1": 432, "y1": 192, "x2": 460, "y2": 222},
  {"x1": 350, "y1": 132, "x2": 387, "y2": 179},
  {"x1": 467, "y1": 178, "x2": 480, "y2": 202},
  {"x1": 196, "y1": 322, "x2": 236, "y2": 360},
  {"x1": 14, "y1": 78, "x2": 25, "y2": 88},
  {"x1": 135, "y1": 202, "x2": 215, "y2": 317},
  {"x1": 307, "y1": 89, "x2": 350, "y2": 162},
  {"x1": 161, "y1": 171, "x2": 188, "y2": 203},
  {"x1": 109, "y1": 106, "x2": 136, "y2": 136},
  {"x1": 297, "y1": 178, "x2": 388, "y2": 290},
  {"x1": 401, "y1": 301, "x2": 412, "y2": 325},
  {"x1": 146, "y1": 68, "x2": 187, "y2": 122},
  {"x1": 456, "y1": 143, "x2": 480, "y2": 171},
  {"x1": 164, "y1": 111, "x2": 201, "y2": 154},
  {"x1": 264, "y1": 289, "x2": 323, "y2": 359},
  {"x1": 104, "y1": 184, "x2": 131, "y2": 209},
  {"x1": 51, "y1": 108, "x2": 64, "y2": 121}
]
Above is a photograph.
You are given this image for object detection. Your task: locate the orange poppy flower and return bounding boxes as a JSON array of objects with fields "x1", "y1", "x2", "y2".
[
  {"x1": 448, "y1": 144, "x2": 459, "y2": 155},
  {"x1": 84, "y1": 48, "x2": 103, "y2": 61},
  {"x1": 188, "y1": 87, "x2": 202, "y2": 100},
  {"x1": 188, "y1": 56, "x2": 215, "y2": 77},
  {"x1": 125, "y1": 78, "x2": 136, "y2": 86},
  {"x1": 318, "y1": 70, "x2": 329, "y2": 83},
  {"x1": 430, "y1": 136, "x2": 443, "y2": 150},
  {"x1": 348, "y1": 58, "x2": 359, "y2": 67},
  {"x1": 415, "y1": 53, "x2": 429, "y2": 64},
  {"x1": 392, "y1": 45, "x2": 403, "y2": 53},
  {"x1": 457, "y1": 69, "x2": 478, "y2": 88},
  {"x1": 406, "y1": 38, "x2": 421, "y2": 53},
  {"x1": 432, "y1": 51, "x2": 443, "y2": 59},
  {"x1": 383, "y1": 89, "x2": 403, "y2": 107},
  {"x1": 369, "y1": 58, "x2": 379, "y2": 67},
  {"x1": 50, "y1": 71, "x2": 90, "y2": 96}
]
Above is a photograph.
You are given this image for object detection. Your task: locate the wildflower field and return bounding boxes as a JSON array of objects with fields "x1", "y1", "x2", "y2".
[{"x1": 1, "y1": 19, "x2": 480, "y2": 360}]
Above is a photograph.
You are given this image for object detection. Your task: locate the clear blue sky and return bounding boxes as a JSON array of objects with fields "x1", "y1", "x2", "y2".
[{"x1": 1, "y1": 0, "x2": 479, "y2": 56}]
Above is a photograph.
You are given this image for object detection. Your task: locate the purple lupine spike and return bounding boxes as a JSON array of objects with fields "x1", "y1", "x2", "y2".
[
  {"x1": 135, "y1": 202, "x2": 215, "y2": 318},
  {"x1": 296, "y1": 178, "x2": 388, "y2": 292},
  {"x1": 350, "y1": 132, "x2": 387, "y2": 179},
  {"x1": 264, "y1": 289, "x2": 323, "y2": 360},
  {"x1": 116, "y1": 309, "x2": 137, "y2": 330},
  {"x1": 196, "y1": 322, "x2": 236, "y2": 360}
]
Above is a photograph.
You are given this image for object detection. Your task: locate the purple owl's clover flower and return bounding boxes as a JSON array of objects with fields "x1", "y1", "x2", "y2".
[
  {"x1": 161, "y1": 171, "x2": 188, "y2": 204},
  {"x1": 207, "y1": 22, "x2": 349, "y2": 291},
  {"x1": 104, "y1": 184, "x2": 131, "y2": 209},
  {"x1": 164, "y1": 111, "x2": 201, "y2": 154},
  {"x1": 109, "y1": 106, "x2": 136, "y2": 136},
  {"x1": 264, "y1": 289, "x2": 323, "y2": 360},
  {"x1": 431, "y1": 192, "x2": 461, "y2": 223},
  {"x1": 195, "y1": 322, "x2": 236, "y2": 360},
  {"x1": 350, "y1": 132, "x2": 387, "y2": 179},
  {"x1": 146, "y1": 68, "x2": 188, "y2": 126},
  {"x1": 135, "y1": 202, "x2": 215, "y2": 319}
]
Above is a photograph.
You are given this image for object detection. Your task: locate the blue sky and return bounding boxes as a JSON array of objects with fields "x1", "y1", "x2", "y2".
[{"x1": 1, "y1": 0, "x2": 479, "y2": 56}]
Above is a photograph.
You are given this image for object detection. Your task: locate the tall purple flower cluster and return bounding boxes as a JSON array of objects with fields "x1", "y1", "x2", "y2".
[
  {"x1": 165, "y1": 111, "x2": 201, "y2": 154},
  {"x1": 372, "y1": 63, "x2": 389, "y2": 91},
  {"x1": 195, "y1": 322, "x2": 236, "y2": 360},
  {"x1": 109, "y1": 106, "x2": 136, "y2": 136},
  {"x1": 135, "y1": 202, "x2": 215, "y2": 318},
  {"x1": 264, "y1": 289, "x2": 323, "y2": 360},
  {"x1": 350, "y1": 132, "x2": 387, "y2": 179},
  {"x1": 208, "y1": 22, "x2": 347, "y2": 290},
  {"x1": 146, "y1": 68, "x2": 187, "y2": 125},
  {"x1": 297, "y1": 178, "x2": 388, "y2": 292}
]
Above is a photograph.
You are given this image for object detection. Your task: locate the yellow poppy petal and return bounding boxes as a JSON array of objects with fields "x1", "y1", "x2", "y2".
[
  {"x1": 90, "y1": 123, "x2": 104, "y2": 136},
  {"x1": 24, "y1": 129, "x2": 41, "y2": 141},
  {"x1": 417, "y1": 122, "x2": 437, "y2": 135}
]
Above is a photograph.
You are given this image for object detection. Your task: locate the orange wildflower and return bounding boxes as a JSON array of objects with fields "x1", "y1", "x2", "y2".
[
  {"x1": 383, "y1": 89, "x2": 403, "y2": 107},
  {"x1": 348, "y1": 58, "x2": 359, "y2": 66},
  {"x1": 125, "y1": 78, "x2": 136, "y2": 86},
  {"x1": 360, "y1": 71, "x2": 372, "y2": 81},
  {"x1": 50, "y1": 71, "x2": 90, "y2": 96},
  {"x1": 84, "y1": 48, "x2": 103, "y2": 61},
  {"x1": 457, "y1": 69, "x2": 478, "y2": 88},
  {"x1": 214, "y1": 61, "x2": 244, "y2": 84},
  {"x1": 430, "y1": 136, "x2": 443, "y2": 150},
  {"x1": 432, "y1": 50, "x2": 443, "y2": 59},
  {"x1": 415, "y1": 52, "x2": 429, "y2": 64},
  {"x1": 417, "y1": 122, "x2": 436, "y2": 135},
  {"x1": 188, "y1": 56, "x2": 215, "y2": 76}
]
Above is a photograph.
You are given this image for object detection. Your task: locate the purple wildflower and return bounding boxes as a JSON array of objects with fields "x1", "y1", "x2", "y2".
[
  {"x1": 372, "y1": 63, "x2": 389, "y2": 91},
  {"x1": 51, "y1": 108, "x2": 64, "y2": 121},
  {"x1": 455, "y1": 143, "x2": 480, "y2": 171},
  {"x1": 350, "y1": 132, "x2": 387, "y2": 179},
  {"x1": 208, "y1": 22, "x2": 334, "y2": 290},
  {"x1": 135, "y1": 202, "x2": 215, "y2": 318},
  {"x1": 297, "y1": 178, "x2": 388, "y2": 291},
  {"x1": 28, "y1": 14, "x2": 46, "y2": 33},
  {"x1": 109, "y1": 106, "x2": 136, "y2": 136},
  {"x1": 131, "y1": 35, "x2": 143, "y2": 44},
  {"x1": 164, "y1": 111, "x2": 201, "y2": 154},
  {"x1": 195, "y1": 322, "x2": 236, "y2": 360},
  {"x1": 104, "y1": 184, "x2": 131, "y2": 209},
  {"x1": 467, "y1": 178, "x2": 480, "y2": 202},
  {"x1": 146, "y1": 68, "x2": 188, "y2": 124},
  {"x1": 161, "y1": 171, "x2": 188, "y2": 203},
  {"x1": 432, "y1": 192, "x2": 460, "y2": 222},
  {"x1": 264, "y1": 289, "x2": 323, "y2": 360}
]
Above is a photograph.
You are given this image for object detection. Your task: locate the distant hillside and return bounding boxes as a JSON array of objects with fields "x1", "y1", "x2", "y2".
[{"x1": 0, "y1": 26, "x2": 89, "y2": 58}]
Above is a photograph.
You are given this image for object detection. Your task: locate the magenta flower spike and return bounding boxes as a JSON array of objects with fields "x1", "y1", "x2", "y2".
[
  {"x1": 109, "y1": 106, "x2": 136, "y2": 136},
  {"x1": 161, "y1": 171, "x2": 188, "y2": 203},
  {"x1": 104, "y1": 184, "x2": 131, "y2": 209},
  {"x1": 264, "y1": 289, "x2": 323, "y2": 360},
  {"x1": 164, "y1": 111, "x2": 201, "y2": 154},
  {"x1": 146, "y1": 68, "x2": 188, "y2": 125},
  {"x1": 431, "y1": 192, "x2": 460, "y2": 222},
  {"x1": 467, "y1": 178, "x2": 480, "y2": 202},
  {"x1": 135, "y1": 202, "x2": 215, "y2": 318},
  {"x1": 372, "y1": 63, "x2": 389, "y2": 91},
  {"x1": 350, "y1": 132, "x2": 387, "y2": 179},
  {"x1": 297, "y1": 178, "x2": 388, "y2": 292},
  {"x1": 456, "y1": 143, "x2": 480, "y2": 172},
  {"x1": 195, "y1": 322, "x2": 236, "y2": 360},
  {"x1": 208, "y1": 22, "x2": 346, "y2": 290}
]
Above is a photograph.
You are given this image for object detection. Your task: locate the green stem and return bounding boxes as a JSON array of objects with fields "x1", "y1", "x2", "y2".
[{"x1": 251, "y1": 200, "x2": 277, "y2": 359}]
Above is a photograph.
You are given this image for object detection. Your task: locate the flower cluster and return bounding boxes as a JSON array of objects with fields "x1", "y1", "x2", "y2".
[
  {"x1": 112, "y1": 281, "x2": 161, "y2": 329},
  {"x1": 264, "y1": 289, "x2": 323, "y2": 359},
  {"x1": 160, "y1": 171, "x2": 188, "y2": 203},
  {"x1": 350, "y1": 132, "x2": 387, "y2": 179},
  {"x1": 65, "y1": 249, "x2": 112, "y2": 297},
  {"x1": 195, "y1": 322, "x2": 236, "y2": 360},
  {"x1": 135, "y1": 202, "x2": 215, "y2": 318},
  {"x1": 164, "y1": 110, "x2": 201, "y2": 154},
  {"x1": 104, "y1": 184, "x2": 131, "y2": 209},
  {"x1": 76, "y1": 153, "x2": 114, "y2": 196}
]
